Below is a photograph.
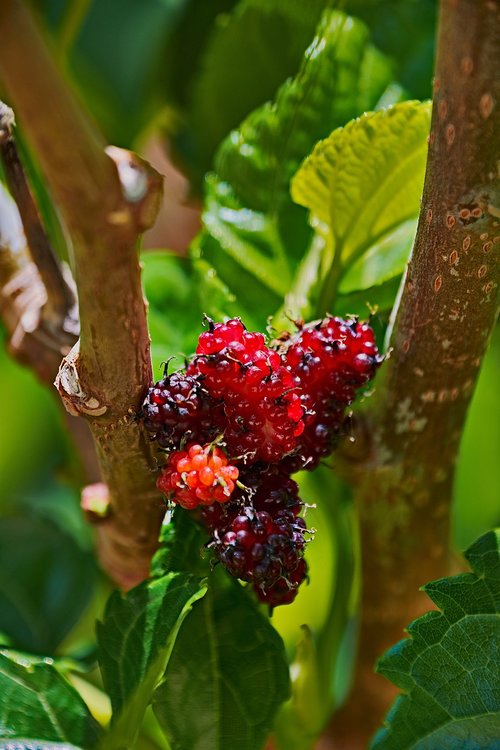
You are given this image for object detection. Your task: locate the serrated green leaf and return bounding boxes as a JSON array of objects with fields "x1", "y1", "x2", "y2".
[
  {"x1": 195, "y1": 9, "x2": 395, "y2": 329},
  {"x1": 0, "y1": 651, "x2": 101, "y2": 748},
  {"x1": 153, "y1": 572, "x2": 290, "y2": 750},
  {"x1": 292, "y1": 101, "x2": 431, "y2": 311},
  {"x1": 0, "y1": 517, "x2": 97, "y2": 654},
  {"x1": 141, "y1": 251, "x2": 203, "y2": 375},
  {"x1": 372, "y1": 529, "x2": 500, "y2": 750},
  {"x1": 97, "y1": 573, "x2": 206, "y2": 748}
]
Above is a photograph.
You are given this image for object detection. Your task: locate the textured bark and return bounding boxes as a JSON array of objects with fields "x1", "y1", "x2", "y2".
[
  {"x1": 0, "y1": 0, "x2": 164, "y2": 588},
  {"x1": 330, "y1": 1, "x2": 500, "y2": 747}
]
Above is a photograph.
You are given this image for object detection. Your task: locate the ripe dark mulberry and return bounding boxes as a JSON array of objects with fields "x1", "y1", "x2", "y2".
[
  {"x1": 254, "y1": 558, "x2": 308, "y2": 607},
  {"x1": 212, "y1": 506, "x2": 306, "y2": 586},
  {"x1": 142, "y1": 371, "x2": 223, "y2": 449}
]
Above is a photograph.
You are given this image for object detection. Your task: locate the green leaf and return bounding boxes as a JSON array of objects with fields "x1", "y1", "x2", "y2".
[
  {"x1": 153, "y1": 572, "x2": 290, "y2": 750},
  {"x1": 453, "y1": 327, "x2": 500, "y2": 549},
  {"x1": 0, "y1": 517, "x2": 97, "y2": 654},
  {"x1": 63, "y1": 0, "x2": 188, "y2": 145},
  {"x1": 97, "y1": 573, "x2": 206, "y2": 748},
  {"x1": 291, "y1": 100, "x2": 431, "y2": 312},
  {"x1": 0, "y1": 650, "x2": 101, "y2": 748},
  {"x1": 150, "y1": 507, "x2": 210, "y2": 579},
  {"x1": 195, "y1": 9, "x2": 395, "y2": 329},
  {"x1": 372, "y1": 529, "x2": 500, "y2": 749},
  {"x1": 141, "y1": 251, "x2": 203, "y2": 375},
  {"x1": 187, "y1": 0, "x2": 326, "y2": 179},
  {"x1": 345, "y1": 0, "x2": 437, "y2": 101}
]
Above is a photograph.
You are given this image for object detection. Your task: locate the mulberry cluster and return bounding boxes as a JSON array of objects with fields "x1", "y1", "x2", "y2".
[{"x1": 142, "y1": 316, "x2": 381, "y2": 607}]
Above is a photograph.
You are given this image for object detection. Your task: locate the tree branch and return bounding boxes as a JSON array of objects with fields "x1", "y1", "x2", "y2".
[
  {"x1": 0, "y1": 0, "x2": 164, "y2": 588},
  {"x1": 331, "y1": 1, "x2": 500, "y2": 746}
]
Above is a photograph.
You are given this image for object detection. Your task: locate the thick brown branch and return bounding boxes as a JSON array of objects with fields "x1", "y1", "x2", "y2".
[
  {"x1": 331, "y1": 1, "x2": 500, "y2": 747},
  {"x1": 0, "y1": 0, "x2": 164, "y2": 587}
]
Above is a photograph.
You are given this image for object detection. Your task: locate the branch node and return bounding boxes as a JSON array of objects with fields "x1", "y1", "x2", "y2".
[
  {"x1": 55, "y1": 341, "x2": 108, "y2": 417},
  {"x1": 81, "y1": 482, "x2": 110, "y2": 520},
  {"x1": 105, "y1": 146, "x2": 163, "y2": 233}
]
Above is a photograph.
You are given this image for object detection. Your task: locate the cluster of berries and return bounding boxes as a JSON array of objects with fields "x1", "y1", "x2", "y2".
[{"x1": 143, "y1": 316, "x2": 381, "y2": 607}]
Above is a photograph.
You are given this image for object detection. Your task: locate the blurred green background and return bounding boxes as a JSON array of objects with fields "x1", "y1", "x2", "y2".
[{"x1": 0, "y1": 0, "x2": 498, "y2": 706}]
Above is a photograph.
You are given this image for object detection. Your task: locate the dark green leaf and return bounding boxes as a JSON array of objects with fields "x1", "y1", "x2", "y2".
[
  {"x1": 334, "y1": 277, "x2": 402, "y2": 318},
  {"x1": 0, "y1": 651, "x2": 101, "y2": 748},
  {"x1": 97, "y1": 573, "x2": 206, "y2": 747},
  {"x1": 345, "y1": 0, "x2": 437, "y2": 100},
  {"x1": 0, "y1": 340, "x2": 65, "y2": 516},
  {"x1": 195, "y1": 9, "x2": 395, "y2": 329},
  {"x1": 372, "y1": 529, "x2": 500, "y2": 749},
  {"x1": 0, "y1": 517, "x2": 97, "y2": 654},
  {"x1": 65, "y1": 0, "x2": 188, "y2": 145},
  {"x1": 141, "y1": 251, "x2": 204, "y2": 375},
  {"x1": 187, "y1": 0, "x2": 327, "y2": 179},
  {"x1": 150, "y1": 507, "x2": 210, "y2": 579},
  {"x1": 153, "y1": 572, "x2": 290, "y2": 750}
]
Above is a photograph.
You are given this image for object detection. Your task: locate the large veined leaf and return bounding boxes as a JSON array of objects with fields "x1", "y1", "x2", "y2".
[
  {"x1": 0, "y1": 651, "x2": 101, "y2": 748},
  {"x1": 153, "y1": 571, "x2": 290, "y2": 750},
  {"x1": 194, "y1": 9, "x2": 395, "y2": 330},
  {"x1": 97, "y1": 573, "x2": 206, "y2": 748},
  {"x1": 291, "y1": 100, "x2": 431, "y2": 312},
  {"x1": 371, "y1": 529, "x2": 500, "y2": 749}
]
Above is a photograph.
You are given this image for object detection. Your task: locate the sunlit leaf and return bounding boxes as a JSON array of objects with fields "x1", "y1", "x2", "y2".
[{"x1": 291, "y1": 101, "x2": 430, "y2": 311}]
